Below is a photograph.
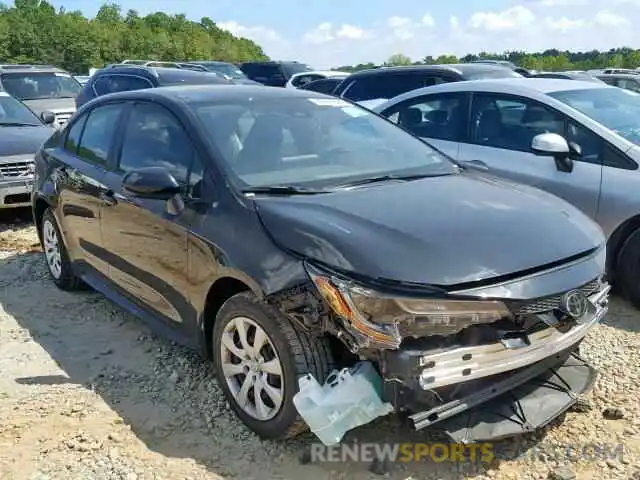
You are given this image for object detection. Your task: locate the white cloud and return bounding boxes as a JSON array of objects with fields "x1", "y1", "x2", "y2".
[
  {"x1": 469, "y1": 6, "x2": 536, "y2": 31},
  {"x1": 218, "y1": 1, "x2": 640, "y2": 69},
  {"x1": 593, "y1": 10, "x2": 630, "y2": 26}
]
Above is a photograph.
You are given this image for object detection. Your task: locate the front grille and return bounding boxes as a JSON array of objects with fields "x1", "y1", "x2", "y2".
[
  {"x1": 514, "y1": 279, "x2": 601, "y2": 316},
  {"x1": 0, "y1": 161, "x2": 32, "y2": 178}
]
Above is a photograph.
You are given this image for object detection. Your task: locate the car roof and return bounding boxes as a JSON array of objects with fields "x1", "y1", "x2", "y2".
[
  {"x1": 90, "y1": 84, "x2": 330, "y2": 105},
  {"x1": 346, "y1": 63, "x2": 516, "y2": 78},
  {"x1": 597, "y1": 73, "x2": 640, "y2": 79},
  {"x1": 94, "y1": 66, "x2": 228, "y2": 84},
  {"x1": 393, "y1": 77, "x2": 610, "y2": 97},
  {"x1": 0, "y1": 65, "x2": 68, "y2": 74}
]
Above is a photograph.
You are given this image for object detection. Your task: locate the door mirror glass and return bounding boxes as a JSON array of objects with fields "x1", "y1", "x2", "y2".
[
  {"x1": 531, "y1": 132, "x2": 570, "y2": 155},
  {"x1": 122, "y1": 167, "x2": 181, "y2": 199},
  {"x1": 41, "y1": 111, "x2": 56, "y2": 125}
]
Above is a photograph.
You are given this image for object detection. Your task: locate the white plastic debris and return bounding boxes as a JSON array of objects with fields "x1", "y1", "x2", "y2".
[{"x1": 293, "y1": 361, "x2": 395, "y2": 446}]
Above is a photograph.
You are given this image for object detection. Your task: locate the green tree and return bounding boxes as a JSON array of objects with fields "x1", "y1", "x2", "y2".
[
  {"x1": 0, "y1": 1, "x2": 268, "y2": 72},
  {"x1": 386, "y1": 53, "x2": 412, "y2": 66}
]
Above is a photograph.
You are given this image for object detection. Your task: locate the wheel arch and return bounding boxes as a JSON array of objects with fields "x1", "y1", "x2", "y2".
[
  {"x1": 199, "y1": 276, "x2": 255, "y2": 360},
  {"x1": 607, "y1": 213, "x2": 640, "y2": 282},
  {"x1": 33, "y1": 195, "x2": 53, "y2": 243}
]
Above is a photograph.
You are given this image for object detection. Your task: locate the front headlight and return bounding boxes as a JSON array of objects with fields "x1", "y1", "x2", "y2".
[{"x1": 306, "y1": 264, "x2": 512, "y2": 350}]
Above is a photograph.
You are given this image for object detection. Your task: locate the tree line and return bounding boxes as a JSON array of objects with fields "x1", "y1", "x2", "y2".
[
  {"x1": 0, "y1": 0, "x2": 268, "y2": 74},
  {"x1": 336, "y1": 48, "x2": 640, "y2": 72}
]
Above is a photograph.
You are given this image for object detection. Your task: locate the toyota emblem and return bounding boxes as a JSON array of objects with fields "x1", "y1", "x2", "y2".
[{"x1": 560, "y1": 290, "x2": 588, "y2": 319}]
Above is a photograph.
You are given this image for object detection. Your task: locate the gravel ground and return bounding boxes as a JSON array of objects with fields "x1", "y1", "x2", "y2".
[{"x1": 0, "y1": 208, "x2": 638, "y2": 480}]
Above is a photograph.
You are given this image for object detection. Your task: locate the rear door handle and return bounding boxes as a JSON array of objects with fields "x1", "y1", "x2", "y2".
[
  {"x1": 99, "y1": 190, "x2": 117, "y2": 206},
  {"x1": 461, "y1": 160, "x2": 489, "y2": 171}
]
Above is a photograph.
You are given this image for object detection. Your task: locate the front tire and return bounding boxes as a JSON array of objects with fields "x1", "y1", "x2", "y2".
[
  {"x1": 617, "y1": 227, "x2": 640, "y2": 308},
  {"x1": 212, "y1": 291, "x2": 334, "y2": 439},
  {"x1": 40, "y1": 208, "x2": 83, "y2": 291}
]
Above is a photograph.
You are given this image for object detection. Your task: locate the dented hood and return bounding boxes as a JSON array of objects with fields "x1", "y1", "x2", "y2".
[{"x1": 254, "y1": 172, "x2": 604, "y2": 287}]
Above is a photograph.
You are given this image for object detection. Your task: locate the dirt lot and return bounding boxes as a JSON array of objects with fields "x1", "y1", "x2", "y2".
[{"x1": 0, "y1": 208, "x2": 638, "y2": 480}]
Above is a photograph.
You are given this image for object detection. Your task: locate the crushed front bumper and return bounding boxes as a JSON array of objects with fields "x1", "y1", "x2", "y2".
[{"x1": 380, "y1": 284, "x2": 609, "y2": 442}]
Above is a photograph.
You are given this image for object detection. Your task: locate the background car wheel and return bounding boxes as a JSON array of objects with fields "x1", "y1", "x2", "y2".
[
  {"x1": 616, "y1": 227, "x2": 640, "y2": 308},
  {"x1": 40, "y1": 209, "x2": 83, "y2": 291},
  {"x1": 212, "y1": 291, "x2": 334, "y2": 439}
]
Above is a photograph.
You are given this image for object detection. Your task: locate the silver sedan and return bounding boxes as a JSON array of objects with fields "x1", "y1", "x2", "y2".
[{"x1": 373, "y1": 78, "x2": 640, "y2": 307}]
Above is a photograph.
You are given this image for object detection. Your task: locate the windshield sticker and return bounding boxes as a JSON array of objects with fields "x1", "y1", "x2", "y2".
[
  {"x1": 308, "y1": 98, "x2": 351, "y2": 107},
  {"x1": 342, "y1": 106, "x2": 367, "y2": 117}
]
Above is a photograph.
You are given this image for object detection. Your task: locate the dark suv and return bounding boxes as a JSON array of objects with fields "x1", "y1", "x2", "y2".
[
  {"x1": 333, "y1": 64, "x2": 522, "y2": 104},
  {"x1": 75, "y1": 65, "x2": 231, "y2": 108},
  {"x1": 240, "y1": 61, "x2": 314, "y2": 87},
  {"x1": 32, "y1": 85, "x2": 609, "y2": 444}
]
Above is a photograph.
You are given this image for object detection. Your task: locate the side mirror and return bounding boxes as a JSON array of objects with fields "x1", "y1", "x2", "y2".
[
  {"x1": 40, "y1": 111, "x2": 56, "y2": 125},
  {"x1": 531, "y1": 133, "x2": 573, "y2": 173},
  {"x1": 121, "y1": 167, "x2": 181, "y2": 199}
]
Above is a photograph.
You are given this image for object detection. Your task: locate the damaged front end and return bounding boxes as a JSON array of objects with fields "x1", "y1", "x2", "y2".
[{"x1": 300, "y1": 247, "x2": 610, "y2": 443}]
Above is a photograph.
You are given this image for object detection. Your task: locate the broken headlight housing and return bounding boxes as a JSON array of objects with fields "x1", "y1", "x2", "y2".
[{"x1": 306, "y1": 263, "x2": 512, "y2": 350}]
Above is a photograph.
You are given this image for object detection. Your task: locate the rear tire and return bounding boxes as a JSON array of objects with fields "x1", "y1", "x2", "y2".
[
  {"x1": 212, "y1": 291, "x2": 334, "y2": 439},
  {"x1": 616, "y1": 228, "x2": 640, "y2": 308},
  {"x1": 40, "y1": 208, "x2": 83, "y2": 291}
]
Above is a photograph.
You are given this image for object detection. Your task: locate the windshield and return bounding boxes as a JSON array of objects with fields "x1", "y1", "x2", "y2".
[
  {"x1": 0, "y1": 94, "x2": 42, "y2": 125},
  {"x1": 205, "y1": 63, "x2": 247, "y2": 79},
  {"x1": 1, "y1": 72, "x2": 81, "y2": 100},
  {"x1": 465, "y1": 69, "x2": 522, "y2": 80},
  {"x1": 549, "y1": 87, "x2": 640, "y2": 145},
  {"x1": 194, "y1": 96, "x2": 457, "y2": 190}
]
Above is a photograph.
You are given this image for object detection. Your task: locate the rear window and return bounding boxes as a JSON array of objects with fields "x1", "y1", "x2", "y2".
[{"x1": 281, "y1": 63, "x2": 314, "y2": 76}]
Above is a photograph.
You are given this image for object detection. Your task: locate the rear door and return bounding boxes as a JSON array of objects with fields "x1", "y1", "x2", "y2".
[
  {"x1": 100, "y1": 100, "x2": 206, "y2": 326},
  {"x1": 378, "y1": 92, "x2": 469, "y2": 160},
  {"x1": 457, "y1": 93, "x2": 602, "y2": 218},
  {"x1": 50, "y1": 102, "x2": 126, "y2": 277}
]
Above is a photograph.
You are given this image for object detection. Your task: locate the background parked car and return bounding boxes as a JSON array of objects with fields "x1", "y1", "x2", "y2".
[
  {"x1": 0, "y1": 64, "x2": 81, "y2": 129},
  {"x1": 529, "y1": 71, "x2": 604, "y2": 83},
  {"x1": 373, "y1": 78, "x2": 640, "y2": 306},
  {"x1": 596, "y1": 73, "x2": 640, "y2": 92},
  {"x1": 0, "y1": 91, "x2": 54, "y2": 209},
  {"x1": 298, "y1": 76, "x2": 347, "y2": 95},
  {"x1": 285, "y1": 70, "x2": 350, "y2": 89},
  {"x1": 185, "y1": 61, "x2": 261, "y2": 85},
  {"x1": 239, "y1": 61, "x2": 314, "y2": 87},
  {"x1": 332, "y1": 64, "x2": 523, "y2": 105},
  {"x1": 75, "y1": 65, "x2": 232, "y2": 108}
]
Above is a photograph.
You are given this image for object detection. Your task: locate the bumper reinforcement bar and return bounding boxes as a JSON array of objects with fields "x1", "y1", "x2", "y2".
[{"x1": 417, "y1": 285, "x2": 609, "y2": 390}]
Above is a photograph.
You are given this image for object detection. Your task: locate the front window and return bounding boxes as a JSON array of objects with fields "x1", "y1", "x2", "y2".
[
  {"x1": 549, "y1": 87, "x2": 640, "y2": 145},
  {"x1": 0, "y1": 94, "x2": 42, "y2": 126},
  {"x1": 194, "y1": 96, "x2": 457, "y2": 190},
  {"x1": 1, "y1": 72, "x2": 82, "y2": 100}
]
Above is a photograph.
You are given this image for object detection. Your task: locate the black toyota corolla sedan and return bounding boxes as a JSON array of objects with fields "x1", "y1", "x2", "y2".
[{"x1": 32, "y1": 85, "x2": 609, "y2": 443}]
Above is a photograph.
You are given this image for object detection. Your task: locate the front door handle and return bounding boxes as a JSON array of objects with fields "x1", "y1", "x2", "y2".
[
  {"x1": 99, "y1": 190, "x2": 117, "y2": 206},
  {"x1": 461, "y1": 160, "x2": 489, "y2": 171}
]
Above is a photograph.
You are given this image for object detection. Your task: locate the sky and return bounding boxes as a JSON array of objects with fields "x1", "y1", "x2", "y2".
[{"x1": 46, "y1": 0, "x2": 640, "y2": 69}]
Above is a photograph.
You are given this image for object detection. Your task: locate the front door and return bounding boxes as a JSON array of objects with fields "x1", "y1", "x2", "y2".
[
  {"x1": 379, "y1": 92, "x2": 468, "y2": 160},
  {"x1": 100, "y1": 101, "x2": 205, "y2": 326},
  {"x1": 458, "y1": 93, "x2": 602, "y2": 218},
  {"x1": 51, "y1": 103, "x2": 125, "y2": 277}
]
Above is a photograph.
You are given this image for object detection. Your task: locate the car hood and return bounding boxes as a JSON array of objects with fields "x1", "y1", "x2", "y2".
[
  {"x1": 254, "y1": 173, "x2": 604, "y2": 287},
  {"x1": 0, "y1": 125, "x2": 53, "y2": 157},
  {"x1": 22, "y1": 98, "x2": 76, "y2": 114},
  {"x1": 233, "y1": 78, "x2": 262, "y2": 85}
]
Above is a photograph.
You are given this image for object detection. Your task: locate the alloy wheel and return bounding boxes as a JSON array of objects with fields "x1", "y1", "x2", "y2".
[
  {"x1": 220, "y1": 316, "x2": 284, "y2": 421},
  {"x1": 42, "y1": 218, "x2": 62, "y2": 279}
]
